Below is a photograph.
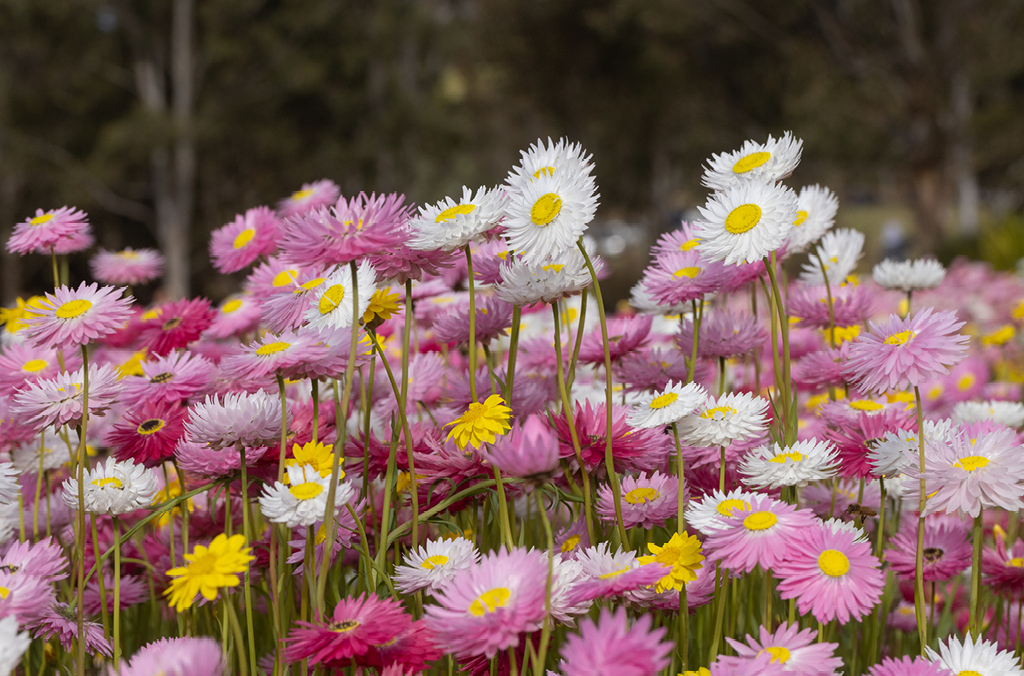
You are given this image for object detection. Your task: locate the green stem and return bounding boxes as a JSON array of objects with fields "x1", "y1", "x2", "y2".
[
  {"x1": 708, "y1": 563, "x2": 727, "y2": 662},
  {"x1": 532, "y1": 491, "x2": 555, "y2": 676},
  {"x1": 465, "y1": 244, "x2": 478, "y2": 402},
  {"x1": 237, "y1": 444, "x2": 257, "y2": 674},
  {"x1": 971, "y1": 511, "x2": 984, "y2": 638},
  {"x1": 913, "y1": 385, "x2": 928, "y2": 654},
  {"x1": 224, "y1": 595, "x2": 249, "y2": 676},
  {"x1": 75, "y1": 345, "x2": 90, "y2": 676},
  {"x1": 566, "y1": 289, "x2": 587, "y2": 391},
  {"x1": 89, "y1": 515, "x2": 110, "y2": 642},
  {"x1": 764, "y1": 252, "x2": 793, "y2": 444},
  {"x1": 688, "y1": 300, "x2": 702, "y2": 384},
  {"x1": 112, "y1": 515, "x2": 122, "y2": 667}
]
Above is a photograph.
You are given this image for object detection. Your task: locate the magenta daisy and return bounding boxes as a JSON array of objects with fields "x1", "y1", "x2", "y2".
[
  {"x1": 704, "y1": 494, "x2": 818, "y2": 573},
  {"x1": 676, "y1": 310, "x2": 767, "y2": 360},
  {"x1": 218, "y1": 329, "x2": 327, "y2": 385},
  {"x1": 120, "y1": 351, "x2": 214, "y2": 408},
  {"x1": 788, "y1": 282, "x2": 874, "y2": 329},
  {"x1": 774, "y1": 519, "x2": 885, "y2": 624},
  {"x1": 184, "y1": 390, "x2": 285, "y2": 450},
  {"x1": 553, "y1": 401, "x2": 671, "y2": 474},
  {"x1": 482, "y1": 414, "x2": 560, "y2": 480},
  {"x1": 983, "y1": 532, "x2": 1024, "y2": 594},
  {"x1": 29, "y1": 602, "x2": 112, "y2": 656},
  {"x1": 432, "y1": 295, "x2": 514, "y2": 347},
  {"x1": 886, "y1": 515, "x2": 971, "y2": 581},
  {"x1": 108, "y1": 400, "x2": 188, "y2": 467},
  {"x1": 138, "y1": 298, "x2": 215, "y2": 356},
  {"x1": 12, "y1": 363, "x2": 122, "y2": 430},
  {"x1": 641, "y1": 250, "x2": 729, "y2": 307},
  {"x1": 792, "y1": 343, "x2": 850, "y2": 391},
  {"x1": 867, "y1": 655, "x2": 951, "y2": 676},
  {"x1": 6, "y1": 206, "x2": 93, "y2": 255},
  {"x1": 597, "y1": 471, "x2": 679, "y2": 529},
  {"x1": 209, "y1": 206, "x2": 281, "y2": 273},
  {"x1": 844, "y1": 307, "x2": 969, "y2": 394},
  {"x1": 117, "y1": 637, "x2": 223, "y2": 676},
  {"x1": 557, "y1": 607, "x2": 671, "y2": 676},
  {"x1": 21, "y1": 282, "x2": 132, "y2": 349},
  {"x1": 277, "y1": 179, "x2": 341, "y2": 218},
  {"x1": 423, "y1": 547, "x2": 547, "y2": 659},
  {"x1": 280, "y1": 192, "x2": 406, "y2": 266},
  {"x1": 717, "y1": 622, "x2": 842, "y2": 675},
  {"x1": 90, "y1": 247, "x2": 164, "y2": 286}
]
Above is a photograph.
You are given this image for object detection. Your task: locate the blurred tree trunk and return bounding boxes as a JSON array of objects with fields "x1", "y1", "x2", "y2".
[{"x1": 0, "y1": 174, "x2": 20, "y2": 304}]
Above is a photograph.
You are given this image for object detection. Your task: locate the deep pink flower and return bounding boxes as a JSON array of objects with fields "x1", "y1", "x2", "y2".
[
  {"x1": 886, "y1": 515, "x2": 971, "y2": 581},
  {"x1": 22, "y1": 282, "x2": 133, "y2": 349},
  {"x1": 90, "y1": 248, "x2": 164, "y2": 286},
  {"x1": 793, "y1": 344, "x2": 850, "y2": 391},
  {"x1": 279, "y1": 192, "x2": 407, "y2": 266},
  {"x1": 276, "y1": 179, "x2": 341, "y2": 219},
  {"x1": 108, "y1": 400, "x2": 188, "y2": 467},
  {"x1": 7, "y1": 206, "x2": 93, "y2": 255},
  {"x1": 210, "y1": 206, "x2": 281, "y2": 273},
  {"x1": 557, "y1": 607, "x2": 671, "y2": 676},
  {"x1": 983, "y1": 531, "x2": 1024, "y2": 595},
  {"x1": 553, "y1": 401, "x2": 671, "y2": 474},
  {"x1": 704, "y1": 494, "x2": 818, "y2": 573},
  {"x1": 138, "y1": 298, "x2": 215, "y2": 356},
  {"x1": 84, "y1": 573, "x2": 148, "y2": 615},
  {"x1": 824, "y1": 406, "x2": 915, "y2": 478}
]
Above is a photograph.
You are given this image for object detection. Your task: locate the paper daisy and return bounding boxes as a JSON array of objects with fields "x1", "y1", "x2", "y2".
[
  {"x1": 557, "y1": 608, "x2": 671, "y2": 676},
  {"x1": 702, "y1": 132, "x2": 803, "y2": 190},
  {"x1": 694, "y1": 181, "x2": 797, "y2": 266},
  {"x1": 204, "y1": 294, "x2": 261, "y2": 339},
  {"x1": 867, "y1": 656, "x2": 952, "y2": 676},
  {"x1": 493, "y1": 246, "x2": 595, "y2": 305},
  {"x1": 502, "y1": 161, "x2": 599, "y2": 263},
  {"x1": 953, "y1": 400, "x2": 1024, "y2": 429},
  {"x1": 12, "y1": 363, "x2": 122, "y2": 430},
  {"x1": 6, "y1": 206, "x2": 93, "y2": 255},
  {"x1": 568, "y1": 543, "x2": 668, "y2": 604},
  {"x1": 90, "y1": 248, "x2": 164, "y2": 286},
  {"x1": 637, "y1": 531, "x2": 704, "y2": 592},
  {"x1": 677, "y1": 309, "x2": 767, "y2": 360},
  {"x1": 22, "y1": 282, "x2": 133, "y2": 349},
  {"x1": 61, "y1": 457, "x2": 158, "y2": 516},
  {"x1": 0, "y1": 616, "x2": 31, "y2": 676},
  {"x1": 164, "y1": 533, "x2": 253, "y2": 612},
  {"x1": 0, "y1": 462, "x2": 18, "y2": 506},
  {"x1": 209, "y1": 206, "x2": 281, "y2": 274},
  {"x1": 259, "y1": 465, "x2": 353, "y2": 529},
  {"x1": 276, "y1": 179, "x2": 340, "y2": 218},
  {"x1": 678, "y1": 392, "x2": 770, "y2": 448},
  {"x1": 121, "y1": 350, "x2": 213, "y2": 408},
  {"x1": 138, "y1": 297, "x2": 214, "y2": 356},
  {"x1": 598, "y1": 471, "x2": 679, "y2": 530},
  {"x1": 108, "y1": 400, "x2": 187, "y2": 467},
  {"x1": 31, "y1": 603, "x2": 111, "y2": 656},
  {"x1": 483, "y1": 414, "x2": 560, "y2": 480},
  {"x1": 184, "y1": 390, "x2": 285, "y2": 450},
  {"x1": 738, "y1": 439, "x2": 839, "y2": 490},
  {"x1": 0, "y1": 343, "x2": 79, "y2": 396},
  {"x1": 844, "y1": 307, "x2": 969, "y2": 394},
  {"x1": 505, "y1": 137, "x2": 596, "y2": 197},
  {"x1": 685, "y1": 488, "x2": 758, "y2": 536},
  {"x1": 787, "y1": 184, "x2": 838, "y2": 252},
  {"x1": 302, "y1": 261, "x2": 377, "y2": 331},
  {"x1": 445, "y1": 394, "x2": 512, "y2": 450},
  {"x1": 640, "y1": 250, "x2": 729, "y2": 307},
  {"x1": 872, "y1": 258, "x2": 946, "y2": 293},
  {"x1": 704, "y1": 494, "x2": 818, "y2": 573},
  {"x1": 625, "y1": 380, "x2": 707, "y2": 429},
  {"x1": 394, "y1": 536, "x2": 480, "y2": 594},
  {"x1": 787, "y1": 282, "x2": 874, "y2": 329},
  {"x1": 279, "y1": 192, "x2": 404, "y2": 266},
  {"x1": 433, "y1": 294, "x2": 514, "y2": 346},
  {"x1": 799, "y1": 228, "x2": 865, "y2": 287},
  {"x1": 719, "y1": 623, "x2": 842, "y2": 675},
  {"x1": 408, "y1": 185, "x2": 505, "y2": 252},
  {"x1": 116, "y1": 637, "x2": 223, "y2": 676},
  {"x1": 886, "y1": 516, "x2": 971, "y2": 581},
  {"x1": 926, "y1": 634, "x2": 1024, "y2": 676}
]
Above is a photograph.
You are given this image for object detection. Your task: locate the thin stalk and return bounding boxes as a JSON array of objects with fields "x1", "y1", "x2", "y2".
[
  {"x1": 764, "y1": 253, "x2": 793, "y2": 444},
  {"x1": 465, "y1": 244, "x2": 478, "y2": 402},
  {"x1": 505, "y1": 306, "x2": 522, "y2": 398},
  {"x1": 971, "y1": 511, "x2": 984, "y2": 638},
  {"x1": 876, "y1": 481, "x2": 887, "y2": 559},
  {"x1": 672, "y1": 423, "x2": 689, "y2": 671},
  {"x1": 75, "y1": 345, "x2": 90, "y2": 676},
  {"x1": 89, "y1": 515, "x2": 111, "y2": 641},
  {"x1": 532, "y1": 491, "x2": 555, "y2": 676},
  {"x1": 112, "y1": 515, "x2": 122, "y2": 667},
  {"x1": 224, "y1": 595, "x2": 249, "y2": 676},
  {"x1": 51, "y1": 248, "x2": 60, "y2": 289},
  {"x1": 687, "y1": 300, "x2": 702, "y2": 383},
  {"x1": 236, "y1": 444, "x2": 258, "y2": 673},
  {"x1": 913, "y1": 385, "x2": 928, "y2": 654},
  {"x1": 566, "y1": 289, "x2": 587, "y2": 390},
  {"x1": 708, "y1": 563, "x2": 727, "y2": 662},
  {"x1": 311, "y1": 378, "x2": 319, "y2": 443}
]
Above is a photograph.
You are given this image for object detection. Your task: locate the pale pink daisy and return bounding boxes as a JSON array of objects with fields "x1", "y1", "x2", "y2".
[
  {"x1": 258, "y1": 263, "x2": 330, "y2": 333},
  {"x1": 280, "y1": 192, "x2": 406, "y2": 266},
  {"x1": 21, "y1": 282, "x2": 133, "y2": 349},
  {"x1": 90, "y1": 248, "x2": 164, "y2": 286},
  {"x1": 482, "y1": 414, "x2": 560, "y2": 480},
  {"x1": 120, "y1": 351, "x2": 214, "y2": 408},
  {"x1": 557, "y1": 607, "x2": 671, "y2": 676},
  {"x1": 432, "y1": 295, "x2": 514, "y2": 346},
  {"x1": 30, "y1": 602, "x2": 112, "y2": 656},
  {"x1": 718, "y1": 622, "x2": 842, "y2": 675},
  {"x1": 209, "y1": 206, "x2": 281, "y2": 273},
  {"x1": 0, "y1": 569, "x2": 55, "y2": 624},
  {"x1": 277, "y1": 179, "x2": 341, "y2": 218},
  {"x1": 788, "y1": 283, "x2": 874, "y2": 329},
  {"x1": 12, "y1": 363, "x2": 122, "y2": 430},
  {"x1": 175, "y1": 437, "x2": 268, "y2": 479},
  {"x1": 0, "y1": 343, "x2": 80, "y2": 395},
  {"x1": 704, "y1": 494, "x2": 818, "y2": 573},
  {"x1": 597, "y1": 471, "x2": 679, "y2": 529},
  {"x1": 577, "y1": 314, "x2": 652, "y2": 364},
  {"x1": 116, "y1": 637, "x2": 223, "y2": 676},
  {"x1": 203, "y1": 294, "x2": 262, "y2": 339},
  {"x1": 867, "y1": 655, "x2": 951, "y2": 676},
  {"x1": 676, "y1": 309, "x2": 767, "y2": 360},
  {"x1": 218, "y1": 330, "x2": 328, "y2": 384},
  {"x1": 7, "y1": 206, "x2": 93, "y2": 255},
  {"x1": 184, "y1": 390, "x2": 285, "y2": 450},
  {"x1": 641, "y1": 249, "x2": 729, "y2": 307}
]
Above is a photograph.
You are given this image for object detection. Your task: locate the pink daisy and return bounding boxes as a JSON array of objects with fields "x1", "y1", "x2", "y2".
[
  {"x1": 557, "y1": 607, "x2": 671, "y2": 676},
  {"x1": 117, "y1": 637, "x2": 223, "y2": 676},
  {"x1": 30, "y1": 602, "x2": 112, "y2": 656},
  {"x1": 84, "y1": 573, "x2": 148, "y2": 615},
  {"x1": 433, "y1": 295, "x2": 514, "y2": 346},
  {"x1": 569, "y1": 543, "x2": 669, "y2": 604},
  {"x1": 482, "y1": 414, "x2": 560, "y2": 480},
  {"x1": 711, "y1": 653, "x2": 788, "y2": 676},
  {"x1": 184, "y1": 390, "x2": 285, "y2": 450},
  {"x1": 175, "y1": 437, "x2": 268, "y2": 479},
  {"x1": 824, "y1": 406, "x2": 915, "y2": 479},
  {"x1": 243, "y1": 256, "x2": 305, "y2": 298},
  {"x1": 553, "y1": 401, "x2": 671, "y2": 474},
  {"x1": 788, "y1": 283, "x2": 875, "y2": 329},
  {"x1": 108, "y1": 400, "x2": 188, "y2": 467},
  {"x1": 0, "y1": 343, "x2": 81, "y2": 395},
  {"x1": 774, "y1": 520, "x2": 885, "y2": 624},
  {"x1": 293, "y1": 325, "x2": 371, "y2": 381},
  {"x1": 792, "y1": 344, "x2": 850, "y2": 391},
  {"x1": 22, "y1": 282, "x2": 133, "y2": 349},
  {"x1": 614, "y1": 346, "x2": 697, "y2": 393},
  {"x1": 284, "y1": 593, "x2": 413, "y2": 668},
  {"x1": 0, "y1": 569, "x2": 55, "y2": 623},
  {"x1": 12, "y1": 363, "x2": 122, "y2": 430},
  {"x1": 0, "y1": 537, "x2": 68, "y2": 581},
  {"x1": 204, "y1": 294, "x2": 261, "y2": 340},
  {"x1": 277, "y1": 179, "x2": 341, "y2": 218},
  {"x1": 642, "y1": 250, "x2": 729, "y2": 307},
  {"x1": 258, "y1": 264, "x2": 330, "y2": 334},
  {"x1": 286, "y1": 511, "x2": 363, "y2": 569},
  {"x1": 279, "y1": 192, "x2": 406, "y2": 266},
  {"x1": 704, "y1": 494, "x2": 818, "y2": 573},
  {"x1": 718, "y1": 622, "x2": 842, "y2": 675},
  {"x1": 597, "y1": 471, "x2": 679, "y2": 529},
  {"x1": 120, "y1": 351, "x2": 214, "y2": 408},
  {"x1": 138, "y1": 298, "x2": 215, "y2": 356},
  {"x1": 983, "y1": 532, "x2": 1024, "y2": 594},
  {"x1": 555, "y1": 518, "x2": 592, "y2": 560},
  {"x1": 218, "y1": 329, "x2": 327, "y2": 384},
  {"x1": 676, "y1": 310, "x2": 767, "y2": 360},
  {"x1": 577, "y1": 314, "x2": 653, "y2": 364},
  {"x1": 209, "y1": 206, "x2": 281, "y2": 273},
  {"x1": 867, "y1": 655, "x2": 951, "y2": 676},
  {"x1": 371, "y1": 622, "x2": 443, "y2": 673},
  {"x1": 7, "y1": 206, "x2": 93, "y2": 255},
  {"x1": 368, "y1": 238, "x2": 458, "y2": 285},
  {"x1": 424, "y1": 547, "x2": 547, "y2": 659},
  {"x1": 90, "y1": 248, "x2": 164, "y2": 286},
  {"x1": 844, "y1": 307, "x2": 969, "y2": 394},
  {"x1": 886, "y1": 515, "x2": 971, "y2": 581}
]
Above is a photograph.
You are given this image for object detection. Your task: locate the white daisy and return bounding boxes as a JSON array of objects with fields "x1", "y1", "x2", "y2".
[
  {"x1": 12, "y1": 426, "x2": 79, "y2": 475},
  {"x1": 926, "y1": 633, "x2": 1024, "y2": 676},
  {"x1": 61, "y1": 457, "x2": 158, "y2": 516},
  {"x1": 786, "y1": 184, "x2": 838, "y2": 253},
  {"x1": 684, "y1": 488, "x2": 758, "y2": 535},
  {"x1": 393, "y1": 536, "x2": 480, "y2": 593},
  {"x1": 628, "y1": 279, "x2": 686, "y2": 315},
  {"x1": 799, "y1": 228, "x2": 865, "y2": 286},
  {"x1": 505, "y1": 137, "x2": 596, "y2": 197},
  {"x1": 738, "y1": 439, "x2": 839, "y2": 489},
  {"x1": 0, "y1": 615, "x2": 31, "y2": 676},
  {"x1": 693, "y1": 181, "x2": 798, "y2": 266},
  {"x1": 575, "y1": 542, "x2": 642, "y2": 579},
  {"x1": 869, "y1": 419, "x2": 954, "y2": 478},
  {"x1": 625, "y1": 381, "x2": 708, "y2": 429},
  {"x1": 258, "y1": 464, "x2": 353, "y2": 529},
  {"x1": 407, "y1": 186, "x2": 505, "y2": 252},
  {"x1": 0, "y1": 463, "x2": 18, "y2": 506},
  {"x1": 701, "y1": 131, "x2": 803, "y2": 190},
  {"x1": 872, "y1": 258, "x2": 946, "y2": 293},
  {"x1": 502, "y1": 161, "x2": 599, "y2": 263},
  {"x1": 549, "y1": 554, "x2": 591, "y2": 624},
  {"x1": 953, "y1": 400, "x2": 1024, "y2": 429},
  {"x1": 821, "y1": 517, "x2": 868, "y2": 543},
  {"x1": 677, "y1": 392, "x2": 770, "y2": 447},
  {"x1": 303, "y1": 261, "x2": 377, "y2": 331},
  {"x1": 493, "y1": 244, "x2": 595, "y2": 306}
]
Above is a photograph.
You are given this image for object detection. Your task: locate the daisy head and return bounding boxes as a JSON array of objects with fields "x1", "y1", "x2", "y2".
[
  {"x1": 738, "y1": 438, "x2": 840, "y2": 490},
  {"x1": 557, "y1": 607, "x2": 671, "y2": 676},
  {"x1": 90, "y1": 248, "x2": 164, "y2": 286},
  {"x1": 61, "y1": 457, "x2": 159, "y2": 516},
  {"x1": 302, "y1": 261, "x2": 377, "y2": 332},
  {"x1": 926, "y1": 634, "x2": 1024, "y2": 676},
  {"x1": 694, "y1": 181, "x2": 798, "y2": 266},
  {"x1": 138, "y1": 298, "x2": 215, "y2": 357},
  {"x1": 408, "y1": 185, "x2": 505, "y2": 252},
  {"x1": 678, "y1": 391, "x2": 770, "y2": 448},
  {"x1": 799, "y1": 228, "x2": 865, "y2": 287},
  {"x1": 720, "y1": 622, "x2": 842, "y2": 675},
  {"x1": 685, "y1": 487, "x2": 758, "y2": 536},
  {"x1": 505, "y1": 137, "x2": 596, "y2": 197},
  {"x1": 116, "y1": 637, "x2": 223, "y2": 676},
  {"x1": 204, "y1": 294, "x2": 262, "y2": 340},
  {"x1": 276, "y1": 179, "x2": 341, "y2": 219},
  {"x1": 6, "y1": 206, "x2": 93, "y2": 255},
  {"x1": 493, "y1": 245, "x2": 595, "y2": 306},
  {"x1": 637, "y1": 531, "x2": 704, "y2": 592},
  {"x1": 258, "y1": 465, "x2": 353, "y2": 529},
  {"x1": 886, "y1": 515, "x2": 971, "y2": 581},
  {"x1": 22, "y1": 282, "x2": 133, "y2": 349},
  {"x1": 483, "y1": 414, "x2": 560, "y2": 481},
  {"x1": 209, "y1": 206, "x2": 281, "y2": 274},
  {"x1": 598, "y1": 471, "x2": 680, "y2": 530},
  {"x1": 701, "y1": 132, "x2": 803, "y2": 190},
  {"x1": 867, "y1": 655, "x2": 954, "y2": 676},
  {"x1": 786, "y1": 184, "x2": 838, "y2": 253},
  {"x1": 445, "y1": 394, "x2": 512, "y2": 450},
  {"x1": 394, "y1": 536, "x2": 480, "y2": 594},
  {"x1": 625, "y1": 380, "x2": 707, "y2": 429},
  {"x1": 184, "y1": 390, "x2": 285, "y2": 450},
  {"x1": 872, "y1": 257, "x2": 946, "y2": 293},
  {"x1": 704, "y1": 494, "x2": 818, "y2": 573},
  {"x1": 279, "y1": 192, "x2": 404, "y2": 266}
]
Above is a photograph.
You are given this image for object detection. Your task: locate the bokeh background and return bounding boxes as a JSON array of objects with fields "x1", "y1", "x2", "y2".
[{"x1": 3, "y1": 0, "x2": 1024, "y2": 305}]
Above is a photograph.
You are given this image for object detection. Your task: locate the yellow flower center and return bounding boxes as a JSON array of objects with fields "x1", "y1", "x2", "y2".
[
  {"x1": 469, "y1": 588, "x2": 510, "y2": 616},
  {"x1": 22, "y1": 359, "x2": 47, "y2": 373},
  {"x1": 420, "y1": 555, "x2": 449, "y2": 570},
  {"x1": 769, "y1": 452, "x2": 804, "y2": 464},
  {"x1": 649, "y1": 391, "x2": 679, "y2": 409},
  {"x1": 732, "y1": 151, "x2": 771, "y2": 173},
  {"x1": 331, "y1": 620, "x2": 359, "y2": 633},
  {"x1": 289, "y1": 482, "x2": 324, "y2": 500},
  {"x1": 818, "y1": 549, "x2": 850, "y2": 577},
  {"x1": 680, "y1": 238, "x2": 700, "y2": 251},
  {"x1": 296, "y1": 278, "x2": 325, "y2": 293},
  {"x1": 542, "y1": 264, "x2": 565, "y2": 273},
  {"x1": 0, "y1": 586, "x2": 8, "y2": 599},
  {"x1": 137, "y1": 419, "x2": 165, "y2": 435},
  {"x1": 151, "y1": 372, "x2": 173, "y2": 383},
  {"x1": 625, "y1": 487, "x2": 660, "y2": 504},
  {"x1": 117, "y1": 250, "x2": 139, "y2": 260},
  {"x1": 292, "y1": 189, "x2": 314, "y2": 200},
  {"x1": 91, "y1": 477, "x2": 124, "y2": 489},
  {"x1": 1007, "y1": 558, "x2": 1024, "y2": 568},
  {"x1": 318, "y1": 284, "x2": 346, "y2": 314},
  {"x1": 532, "y1": 166, "x2": 556, "y2": 179},
  {"x1": 599, "y1": 567, "x2": 628, "y2": 579},
  {"x1": 724, "y1": 204, "x2": 762, "y2": 235},
  {"x1": 272, "y1": 269, "x2": 299, "y2": 287},
  {"x1": 435, "y1": 203, "x2": 476, "y2": 222},
  {"x1": 530, "y1": 193, "x2": 562, "y2": 226},
  {"x1": 885, "y1": 330, "x2": 916, "y2": 346},
  {"x1": 56, "y1": 299, "x2": 92, "y2": 319},
  {"x1": 743, "y1": 511, "x2": 778, "y2": 531},
  {"x1": 849, "y1": 400, "x2": 883, "y2": 411},
  {"x1": 30, "y1": 213, "x2": 55, "y2": 225},
  {"x1": 958, "y1": 672, "x2": 983, "y2": 676},
  {"x1": 701, "y1": 405, "x2": 737, "y2": 420},
  {"x1": 793, "y1": 210, "x2": 808, "y2": 227},
  {"x1": 673, "y1": 267, "x2": 700, "y2": 279},
  {"x1": 958, "y1": 374, "x2": 975, "y2": 390},
  {"x1": 222, "y1": 299, "x2": 243, "y2": 314},
  {"x1": 759, "y1": 646, "x2": 791, "y2": 664},
  {"x1": 256, "y1": 341, "x2": 290, "y2": 356},
  {"x1": 233, "y1": 228, "x2": 256, "y2": 249},
  {"x1": 717, "y1": 499, "x2": 748, "y2": 517},
  {"x1": 954, "y1": 456, "x2": 989, "y2": 472},
  {"x1": 561, "y1": 535, "x2": 581, "y2": 553}
]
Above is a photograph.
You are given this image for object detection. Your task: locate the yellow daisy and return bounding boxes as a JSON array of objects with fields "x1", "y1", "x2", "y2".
[
  {"x1": 164, "y1": 533, "x2": 253, "y2": 612},
  {"x1": 638, "y1": 532, "x2": 705, "y2": 592},
  {"x1": 445, "y1": 394, "x2": 512, "y2": 450}
]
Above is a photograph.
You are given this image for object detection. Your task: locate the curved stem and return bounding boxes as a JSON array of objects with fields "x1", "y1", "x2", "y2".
[{"x1": 566, "y1": 289, "x2": 587, "y2": 391}]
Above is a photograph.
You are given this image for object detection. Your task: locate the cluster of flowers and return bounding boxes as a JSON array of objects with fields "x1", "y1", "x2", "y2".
[{"x1": 1, "y1": 133, "x2": 1024, "y2": 676}]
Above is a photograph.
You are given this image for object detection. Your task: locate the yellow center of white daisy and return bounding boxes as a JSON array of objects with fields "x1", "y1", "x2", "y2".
[
  {"x1": 292, "y1": 189, "x2": 314, "y2": 200},
  {"x1": 759, "y1": 647, "x2": 791, "y2": 664},
  {"x1": 769, "y1": 452, "x2": 804, "y2": 464},
  {"x1": 732, "y1": 151, "x2": 771, "y2": 173},
  {"x1": 272, "y1": 269, "x2": 299, "y2": 287},
  {"x1": 958, "y1": 374, "x2": 975, "y2": 390},
  {"x1": 793, "y1": 210, "x2": 808, "y2": 226},
  {"x1": 542, "y1": 264, "x2": 565, "y2": 273},
  {"x1": 955, "y1": 456, "x2": 989, "y2": 472},
  {"x1": 649, "y1": 392, "x2": 679, "y2": 409},
  {"x1": 30, "y1": 214, "x2": 54, "y2": 225},
  {"x1": 849, "y1": 400, "x2": 883, "y2": 412},
  {"x1": 92, "y1": 477, "x2": 123, "y2": 489},
  {"x1": 818, "y1": 549, "x2": 850, "y2": 577},
  {"x1": 318, "y1": 284, "x2": 346, "y2": 314},
  {"x1": 884, "y1": 330, "x2": 916, "y2": 346},
  {"x1": 469, "y1": 588, "x2": 510, "y2": 616},
  {"x1": 222, "y1": 299, "x2": 243, "y2": 314},
  {"x1": 561, "y1": 535, "x2": 581, "y2": 553},
  {"x1": 22, "y1": 359, "x2": 47, "y2": 373},
  {"x1": 743, "y1": 511, "x2": 777, "y2": 531},
  {"x1": 717, "y1": 499, "x2": 748, "y2": 517},
  {"x1": 137, "y1": 419, "x2": 165, "y2": 435},
  {"x1": 958, "y1": 671, "x2": 983, "y2": 676},
  {"x1": 701, "y1": 405, "x2": 737, "y2": 420},
  {"x1": 256, "y1": 341, "x2": 290, "y2": 356},
  {"x1": 532, "y1": 166, "x2": 556, "y2": 179},
  {"x1": 624, "y1": 487, "x2": 660, "y2": 504},
  {"x1": 420, "y1": 555, "x2": 449, "y2": 569},
  {"x1": 56, "y1": 299, "x2": 92, "y2": 319},
  {"x1": 724, "y1": 204, "x2": 762, "y2": 234},
  {"x1": 435, "y1": 203, "x2": 476, "y2": 222},
  {"x1": 680, "y1": 238, "x2": 700, "y2": 251},
  {"x1": 233, "y1": 228, "x2": 256, "y2": 249},
  {"x1": 599, "y1": 567, "x2": 627, "y2": 579},
  {"x1": 289, "y1": 482, "x2": 324, "y2": 500},
  {"x1": 530, "y1": 193, "x2": 562, "y2": 226},
  {"x1": 673, "y1": 267, "x2": 700, "y2": 279}
]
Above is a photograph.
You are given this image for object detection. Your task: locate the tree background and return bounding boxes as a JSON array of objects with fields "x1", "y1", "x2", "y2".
[{"x1": 2, "y1": 0, "x2": 1024, "y2": 304}]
